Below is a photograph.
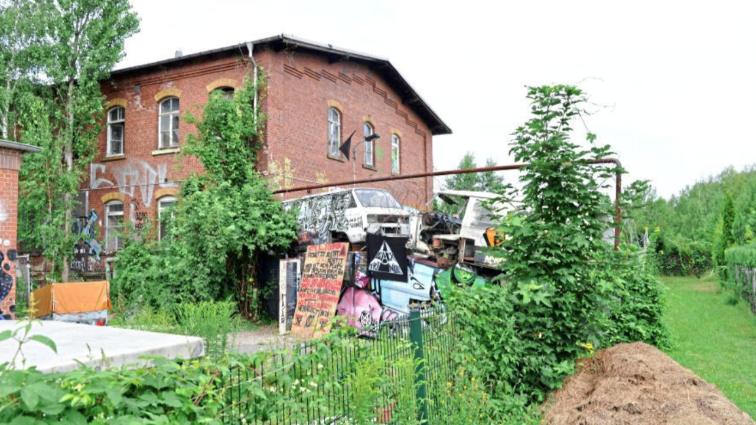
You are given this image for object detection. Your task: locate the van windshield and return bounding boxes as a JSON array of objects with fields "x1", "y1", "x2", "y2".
[{"x1": 354, "y1": 189, "x2": 402, "y2": 209}]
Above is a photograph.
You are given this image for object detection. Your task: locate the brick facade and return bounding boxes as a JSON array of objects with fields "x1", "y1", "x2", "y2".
[
  {"x1": 82, "y1": 37, "x2": 448, "y2": 261},
  {"x1": 0, "y1": 146, "x2": 26, "y2": 318}
]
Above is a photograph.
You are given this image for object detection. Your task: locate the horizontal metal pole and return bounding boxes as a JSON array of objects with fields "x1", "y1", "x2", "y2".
[{"x1": 274, "y1": 158, "x2": 623, "y2": 250}]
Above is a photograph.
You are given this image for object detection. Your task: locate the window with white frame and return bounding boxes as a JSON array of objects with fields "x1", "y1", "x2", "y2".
[
  {"x1": 105, "y1": 201, "x2": 124, "y2": 252},
  {"x1": 159, "y1": 97, "x2": 180, "y2": 149},
  {"x1": 107, "y1": 106, "x2": 125, "y2": 156},
  {"x1": 363, "y1": 122, "x2": 375, "y2": 168},
  {"x1": 157, "y1": 196, "x2": 177, "y2": 241},
  {"x1": 327, "y1": 107, "x2": 341, "y2": 157},
  {"x1": 391, "y1": 134, "x2": 401, "y2": 174}
]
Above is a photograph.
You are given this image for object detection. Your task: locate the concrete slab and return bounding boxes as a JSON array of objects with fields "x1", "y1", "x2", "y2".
[{"x1": 0, "y1": 320, "x2": 204, "y2": 373}]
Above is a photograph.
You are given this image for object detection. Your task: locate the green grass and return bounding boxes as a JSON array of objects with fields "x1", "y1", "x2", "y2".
[{"x1": 662, "y1": 274, "x2": 756, "y2": 418}]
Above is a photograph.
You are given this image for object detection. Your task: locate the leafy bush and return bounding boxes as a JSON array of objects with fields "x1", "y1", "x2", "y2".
[
  {"x1": 724, "y1": 243, "x2": 756, "y2": 309},
  {"x1": 601, "y1": 247, "x2": 669, "y2": 348},
  {"x1": 112, "y1": 78, "x2": 297, "y2": 318},
  {"x1": 653, "y1": 234, "x2": 711, "y2": 277},
  {"x1": 176, "y1": 301, "x2": 240, "y2": 358},
  {"x1": 0, "y1": 356, "x2": 229, "y2": 424},
  {"x1": 442, "y1": 85, "x2": 667, "y2": 409}
]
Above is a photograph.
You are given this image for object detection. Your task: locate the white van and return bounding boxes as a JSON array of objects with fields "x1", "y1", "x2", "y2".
[{"x1": 283, "y1": 188, "x2": 410, "y2": 244}]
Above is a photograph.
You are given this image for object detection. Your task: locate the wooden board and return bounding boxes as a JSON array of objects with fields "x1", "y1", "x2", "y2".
[{"x1": 291, "y1": 243, "x2": 349, "y2": 339}]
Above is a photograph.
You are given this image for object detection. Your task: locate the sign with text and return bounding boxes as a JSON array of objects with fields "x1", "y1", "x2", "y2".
[{"x1": 291, "y1": 243, "x2": 349, "y2": 339}]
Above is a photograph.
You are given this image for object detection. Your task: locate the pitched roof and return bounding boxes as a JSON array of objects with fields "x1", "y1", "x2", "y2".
[{"x1": 111, "y1": 34, "x2": 451, "y2": 135}]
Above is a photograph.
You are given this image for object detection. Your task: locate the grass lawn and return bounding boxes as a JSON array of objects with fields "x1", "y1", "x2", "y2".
[{"x1": 662, "y1": 274, "x2": 756, "y2": 418}]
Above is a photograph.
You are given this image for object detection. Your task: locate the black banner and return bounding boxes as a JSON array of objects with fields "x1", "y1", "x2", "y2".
[{"x1": 366, "y1": 233, "x2": 408, "y2": 281}]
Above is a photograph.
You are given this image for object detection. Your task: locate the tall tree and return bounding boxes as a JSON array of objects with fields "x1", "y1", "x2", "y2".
[
  {"x1": 477, "y1": 158, "x2": 506, "y2": 193},
  {"x1": 16, "y1": 0, "x2": 138, "y2": 280},
  {"x1": 492, "y1": 85, "x2": 617, "y2": 398},
  {"x1": 0, "y1": 0, "x2": 46, "y2": 139},
  {"x1": 445, "y1": 152, "x2": 479, "y2": 191}
]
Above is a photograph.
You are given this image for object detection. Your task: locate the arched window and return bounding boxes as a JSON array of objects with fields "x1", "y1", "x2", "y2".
[
  {"x1": 158, "y1": 97, "x2": 180, "y2": 149},
  {"x1": 327, "y1": 107, "x2": 341, "y2": 157},
  {"x1": 107, "y1": 106, "x2": 125, "y2": 156},
  {"x1": 391, "y1": 134, "x2": 401, "y2": 174},
  {"x1": 363, "y1": 122, "x2": 375, "y2": 168},
  {"x1": 157, "y1": 196, "x2": 177, "y2": 241},
  {"x1": 104, "y1": 201, "x2": 124, "y2": 252},
  {"x1": 212, "y1": 86, "x2": 235, "y2": 100}
]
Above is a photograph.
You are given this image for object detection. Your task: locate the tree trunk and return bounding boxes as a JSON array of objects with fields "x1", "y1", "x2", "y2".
[{"x1": 61, "y1": 78, "x2": 75, "y2": 282}]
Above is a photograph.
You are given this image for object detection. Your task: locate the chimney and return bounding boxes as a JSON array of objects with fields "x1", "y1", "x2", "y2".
[{"x1": 174, "y1": 50, "x2": 183, "y2": 58}]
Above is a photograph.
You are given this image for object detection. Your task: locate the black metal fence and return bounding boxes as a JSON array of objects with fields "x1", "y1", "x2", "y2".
[{"x1": 220, "y1": 307, "x2": 456, "y2": 424}]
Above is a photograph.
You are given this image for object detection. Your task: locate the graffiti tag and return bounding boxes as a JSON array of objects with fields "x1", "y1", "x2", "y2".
[
  {"x1": 90, "y1": 160, "x2": 177, "y2": 207},
  {"x1": 0, "y1": 246, "x2": 17, "y2": 319}
]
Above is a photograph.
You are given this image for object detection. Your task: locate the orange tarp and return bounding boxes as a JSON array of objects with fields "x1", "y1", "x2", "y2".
[{"x1": 32, "y1": 281, "x2": 111, "y2": 318}]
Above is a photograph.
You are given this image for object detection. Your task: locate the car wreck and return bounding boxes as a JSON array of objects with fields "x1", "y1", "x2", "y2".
[{"x1": 283, "y1": 188, "x2": 410, "y2": 245}]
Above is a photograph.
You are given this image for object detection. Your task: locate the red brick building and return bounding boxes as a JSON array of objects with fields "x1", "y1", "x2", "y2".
[
  {"x1": 0, "y1": 140, "x2": 40, "y2": 318},
  {"x1": 82, "y1": 35, "x2": 449, "y2": 261}
]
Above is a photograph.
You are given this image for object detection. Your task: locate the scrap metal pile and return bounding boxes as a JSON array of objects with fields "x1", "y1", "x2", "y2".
[{"x1": 278, "y1": 187, "x2": 500, "y2": 337}]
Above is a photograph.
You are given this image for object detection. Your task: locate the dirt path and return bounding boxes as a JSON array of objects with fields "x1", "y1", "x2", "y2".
[
  {"x1": 543, "y1": 342, "x2": 754, "y2": 425},
  {"x1": 230, "y1": 324, "x2": 296, "y2": 354}
]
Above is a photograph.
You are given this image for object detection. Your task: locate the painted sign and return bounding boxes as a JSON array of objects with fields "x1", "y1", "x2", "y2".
[{"x1": 291, "y1": 243, "x2": 349, "y2": 339}]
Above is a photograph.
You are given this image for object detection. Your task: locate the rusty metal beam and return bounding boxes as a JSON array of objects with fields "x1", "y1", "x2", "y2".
[{"x1": 274, "y1": 158, "x2": 624, "y2": 250}]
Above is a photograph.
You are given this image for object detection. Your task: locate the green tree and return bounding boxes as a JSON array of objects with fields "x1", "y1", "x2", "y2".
[
  {"x1": 113, "y1": 79, "x2": 298, "y2": 319},
  {"x1": 0, "y1": 0, "x2": 46, "y2": 140},
  {"x1": 14, "y1": 0, "x2": 139, "y2": 280},
  {"x1": 492, "y1": 85, "x2": 617, "y2": 399},
  {"x1": 445, "y1": 152, "x2": 479, "y2": 191},
  {"x1": 477, "y1": 158, "x2": 506, "y2": 193}
]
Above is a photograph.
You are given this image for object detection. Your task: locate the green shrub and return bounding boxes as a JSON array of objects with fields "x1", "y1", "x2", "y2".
[
  {"x1": 176, "y1": 301, "x2": 240, "y2": 358},
  {"x1": 601, "y1": 246, "x2": 669, "y2": 348},
  {"x1": 654, "y1": 234, "x2": 711, "y2": 277},
  {"x1": 724, "y1": 243, "x2": 756, "y2": 309}
]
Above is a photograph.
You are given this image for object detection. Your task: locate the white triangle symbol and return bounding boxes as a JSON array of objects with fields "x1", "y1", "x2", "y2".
[{"x1": 369, "y1": 241, "x2": 403, "y2": 275}]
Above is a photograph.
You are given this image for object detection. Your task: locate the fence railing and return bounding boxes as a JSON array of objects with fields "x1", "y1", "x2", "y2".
[{"x1": 220, "y1": 306, "x2": 456, "y2": 424}]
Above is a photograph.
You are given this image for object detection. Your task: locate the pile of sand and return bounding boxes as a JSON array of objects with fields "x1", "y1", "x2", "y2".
[{"x1": 543, "y1": 342, "x2": 754, "y2": 425}]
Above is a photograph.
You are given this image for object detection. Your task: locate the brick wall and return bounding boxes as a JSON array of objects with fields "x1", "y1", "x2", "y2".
[
  {"x1": 83, "y1": 46, "x2": 436, "y2": 256},
  {"x1": 0, "y1": 148, "x2": 21, "y2": 318},
  {"x1": 263, "y1": 50, "x2": 434, "y2": 209},
  {"x1": 88, "y1": 55, "x2": 251, "y2": 247}
]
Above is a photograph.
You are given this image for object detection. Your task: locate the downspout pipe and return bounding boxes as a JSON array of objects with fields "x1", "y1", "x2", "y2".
[{"x1": 245, "y1": 41, "x2": 258, "y2": 114}]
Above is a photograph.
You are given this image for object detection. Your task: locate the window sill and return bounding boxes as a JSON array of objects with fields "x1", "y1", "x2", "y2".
[
  {"x1": 152, "y1": 147, "x2": 180, "y2": 156},
  {"x1": 102, "y1": 154, "x2": 125, "y2": 162},
  {"x1": 362, "y1": 164, "x2": 377, "y2": 171},
  {"x1": 327, "y1": 154, "x2": 345, "y2": 163}
]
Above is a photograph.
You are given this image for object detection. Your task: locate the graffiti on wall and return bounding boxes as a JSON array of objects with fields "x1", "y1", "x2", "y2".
[
  {"x1": 336, "y1": 253, "x2": 436, "y2": 334},
  {"x1": 287, "y1": 191, "x2": 352, "y2": 243},
  {"x1": 71, "y1": 210, "x2": 105, "y2": 273},
  {"x1": 0, "y1": 244, "x2": 17, "y2": 319},
  {"x1": 90, "y1": 160, "x2": 176, "y2": 207}
]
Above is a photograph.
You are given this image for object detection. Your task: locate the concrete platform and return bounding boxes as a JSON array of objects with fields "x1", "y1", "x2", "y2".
[{"x1": 0, "y1": 320, "x2": 204, "y2": 373}]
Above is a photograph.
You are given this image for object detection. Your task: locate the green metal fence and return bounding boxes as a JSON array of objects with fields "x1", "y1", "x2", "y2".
[{"x1": 220, "y1": 306, "x2": 456, "y2": 424}]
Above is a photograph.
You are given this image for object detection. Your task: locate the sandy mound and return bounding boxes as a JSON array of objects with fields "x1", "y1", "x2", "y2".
[{"x1": 543, "y1": 342, "x2": 754, "y2": 425}]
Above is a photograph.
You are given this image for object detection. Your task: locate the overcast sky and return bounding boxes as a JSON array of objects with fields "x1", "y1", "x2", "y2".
[{"x1": 122, "y1": 0, "x2": 755, "y2": 198}]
